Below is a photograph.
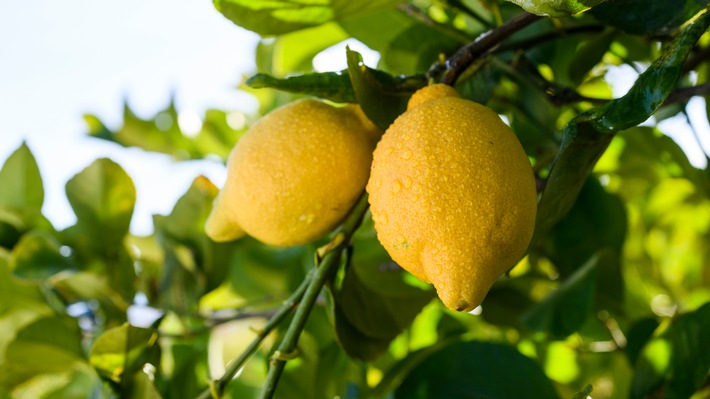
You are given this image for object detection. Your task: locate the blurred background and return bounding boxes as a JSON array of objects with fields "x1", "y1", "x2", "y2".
[{"x1": 1, "y1": 0, "x2": 708, "y2": 235}]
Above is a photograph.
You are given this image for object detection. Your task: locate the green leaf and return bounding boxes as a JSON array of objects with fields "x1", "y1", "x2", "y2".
[
  {"x1": 337, "y1": 257, "x2": 433, "y2": 341},
  {"x1": 213, "y1": 0, "x2": 401, "y2": 36},
  {"x1": 591, "y1": 0, "x2": 709, "y2": 36},
  {"x1": 568, "y1": 28, "x2": 616, "y2": 85},
  {"x1": 0, "y1": 142, "x2": 44, "y2": 213},
  {"x1": 532, "y1": 8, "x2": 710, "y2": 243},
  {"x1": 0, "y1": 315, "x2": 92, "y2": 392},
  {"x1": 521, "y1": 253, "x2": 600, "y2": 338},
  {"x1": 504, "y1": 0, "x2": 604, "y2": 16},
  {"x1": 65, "y1": 158, "x2": 136, "y2": 249},
  {"x1": 395, "y1": 340, "x2": 560, "y2": 398},
  {"x1": 89, "y1": 323, "x2": 160, "y2": 385},
  {"x1": 542, "y1": 177, "x2": 626, "y2": 313},
  {"x1": 346, "y1": 48, "x2": 422, "y2": 129},
  {"x1": 631, "y1": 303, "x2": 710, "y2": 399},
  {"x1": 571, "y1": 385, "x2": 593, "y2": 399},
  {"x1": 8, "y1": 230, "x2": 75, "y2": 281},
  {"x1": 246, "y1": 71, "x2": 356, "y2": 103},
  {"x1": 379, "y1": 22, "x2": 462, "y2": 75},
  {"x1": 624, "y1": 317, "x2": 660, "y2": 366},
  {"x1": 269, "y1": 22, "x2": 349, "y2": 74}
]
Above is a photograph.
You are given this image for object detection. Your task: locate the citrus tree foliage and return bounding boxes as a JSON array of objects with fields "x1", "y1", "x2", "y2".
[{"x1": 3, "y1": 1, "x2": 710, "y2": 398}]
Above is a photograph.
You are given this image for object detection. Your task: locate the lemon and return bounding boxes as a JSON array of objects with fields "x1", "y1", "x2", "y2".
[
  {"x1": 206, "y1": 99, "x2": 378, "y2": 246},
  {"x1": 366, "y1": 84, "x2": 537, "y2": 312}
]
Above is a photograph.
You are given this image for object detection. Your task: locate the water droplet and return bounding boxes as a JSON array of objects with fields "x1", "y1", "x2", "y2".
[
  {"x1": 396, "y1": 142, "x2": 403, "y2": 149},
  {"x1": 373, "y1": 178, "x2": 382, "y2": 189},
  {"x1": 403, "y1": 176, "x2": 413, "y2": 188},
  {"x1": 299, "y1": 214, "x2": 315, "y2": 223},
  {"x1": 379, "y1": 213, "x2": 388, "y2": 225},
  {"x1": 392, "y1": 180, "x2": 402, "y2": 193},
  {"x1": 384, "y1": 147, "x2": 394, "y2": 155},
  {"x1": 431, "y1": 263, "x2": 442, "y2": 276},
  {"x1": 401, "y1": 149, "x2": 413, "y2": 159},
  {"x1": 402, "y1": 241, "x2": 409, "y2": 249}
]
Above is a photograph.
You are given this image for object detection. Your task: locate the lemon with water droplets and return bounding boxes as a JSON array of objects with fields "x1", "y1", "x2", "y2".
[
  {"x1": 366, "y1": 84, "x2": 537, "y2": 312},
  {"x1": 206, "y1": 98, "x2": 378, "y2": 246}
]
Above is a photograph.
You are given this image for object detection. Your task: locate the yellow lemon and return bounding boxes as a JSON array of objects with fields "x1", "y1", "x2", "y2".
[
  {"x1": 206, "y1": 99, "x2": 378, "y2": 246},
  {"x1": 366, "y1": 84, "x2": 537, "y2": 312}
]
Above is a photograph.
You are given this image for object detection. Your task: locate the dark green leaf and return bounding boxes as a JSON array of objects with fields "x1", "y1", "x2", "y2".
[
  {"x1": 246, "y1": 71, "x2": 356, "y2": 103},
  {"x1": 542, "y1": 177, "x2": 626, "y2": 312},
  {"x1": 338, "y1": 259, "x2": 434, "y2": 341},
  {"x1": 0, "y1": 142, "x2": 43, "y2": 213},
  {"x1": 9, "y1": 230, "x2": 75, "y2": 281},
  {"x1": 346, "y1": 48, "x2": 423, "y2": 129},
  {"x1": 214, "y1": 0, "x2": 401, "y2": 36},
  {"x1": 395, "y1": 340, "x2": 560, "y2": 398},
  {"x1": 380, "y1": 22, "x2": 462, "y2": 75},
  {"x1": 624, "y1": 317, "x2": 660, "y2": 366},
  {"x1": 521, "y1": 253, "x2": 601, "y2": 338},
  {"x1": 569, "y1": 28, "x2": 616, "y2": 85},
  {"x1": 571, "y1": 384, "x2": 593, "y2": 399},
  {"x1": 532, "y1": 8, "x2": 710, "y2": 242},
  {"x1": 591, "y1": 0, "x2": 709, "y2": 35},
  {"x1": 631, "y1": 303, "x2": 710, "y2": 399},
  {"x1": 89, "y1": 323, "x2": 160, "y2": 385}
]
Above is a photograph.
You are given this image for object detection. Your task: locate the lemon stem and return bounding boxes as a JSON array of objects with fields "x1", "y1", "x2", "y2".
[{"x1": 258, "y1": 193, "x2": 370, "y2": 399}]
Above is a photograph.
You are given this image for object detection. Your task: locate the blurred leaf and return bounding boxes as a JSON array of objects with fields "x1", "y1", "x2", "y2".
[
  {"x1": 533, "y1": 9, "x2": 710, "y2": 242},
  {"x1": 0, "y1": 315, "x2": 93, "y2": 393},
  {"x1": 162, "y1": 334, "x2": 210, "y2": 399},
  {"x1": 346, "y1": 48, "x2": 421, "y2": 129},
  {"x1": 380, "y1": 22, "x2": 461, "y2": 75},
  {"x1": 213, "y1": 0, "x2": 401, "y2": 36},
  {"x1": 86, "y1": 100, "x2": 242, "y2": 161},
  {"x1": 65, "y1": 158, "x2": 135, "y2": 250},
  {"x1": 128, "y1": 370, "x2": 163, "y2": 399},
  {"x1": 339, "y1": 8, "x2": 414, "y2": 56},
  {"x1": 543, "y1": 177, "x2": 626, "y2": 312},
  {"x1": 481, "y1": 280, "x2": 537, "y2": 329},
  {"x1": 631, "y1": 303, "x2": 710, "y2": 399},
  {"x1": 591, "y1": 0, "x2": 709, "y2": 36},
  {"x1": 89, "y1": 323, "x2": 160, "y2": 386},
  {"x1": 0, "y1": 142, "x2": 43, "y2": 213},
  {"x1": 456, "y1": 61, "x2": 502, "y2": 104},
  {"x1": 395, "y1": 340, "x2": 560, "y2": 398},
  {"x1": 269, "y1": 22, "x2": 349, "y2": 74},
  {"x1": 246, "y1": 71, "x2": 356, "y2": 103},
  {"x1": 624, "y1": 317, "x2": 660, "y2": 366},
  {"x1": 522, "y1": 253, "x2": 600, "y2": 339},
  {"x1": 504, "y1": 0, "x2": 604, "y2": 17},
  {"x1": 569, "y1": 28, "x2": 616, "y2": 85},
  {"x1": 9, "y1": 230, "x2": 75, "y2": 281}
]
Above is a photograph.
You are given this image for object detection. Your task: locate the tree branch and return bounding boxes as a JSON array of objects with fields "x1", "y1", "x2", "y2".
[
  {"x1": 440, "y1": 11, "x2": 543, "y2": 85},
  {"x1": 258, "y1": 193, "x2": 371, "y2": 399},
  {"x1": 663, "y1": 82, "x2": 710, "y2": 105},
  {"x1": 195, "y1": 274, "x2": 312, "y2": 399}
]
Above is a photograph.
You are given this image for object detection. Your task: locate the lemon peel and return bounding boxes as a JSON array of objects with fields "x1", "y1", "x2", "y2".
[
  {"x1": 206, "y1": 99, "x2": 376, "y2": 246},
  {"x1": 367, "y1": 84, "x2": 537, "y2": 312}
]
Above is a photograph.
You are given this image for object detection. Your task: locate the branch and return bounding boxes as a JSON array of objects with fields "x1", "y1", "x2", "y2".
[
  {"x1": 195, "y1": 274, "x2": 312, "y2": 399},
  {"x1": 440, "y1": 11, "x2": 543, "y2": 85},
  {"x1": 663, "y1": 82, "x2": 710, "y2": 105},
  {"x1": 258, "y1": 193, "x2": 371, "y2": 399}
]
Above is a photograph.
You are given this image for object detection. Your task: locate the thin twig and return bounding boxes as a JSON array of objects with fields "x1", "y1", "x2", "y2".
[
  {"x1": 496, "y1": 24, "x2": 605, "y2": 52},
  {"x1": 396, "y1": 3, "x2": 472, "y2": 44},
  {"x1": 441, "y1": 11, "x2": 543, "y2": 85},
  {"x1": 195, "y1": 273, "x2": 313, "y2": 399},
  {"x1": 663, "y1": 82, "x2": 710, "y2": 105},
  {"x1": 258, "y1": 194, "x2": 371, "y2": 399}
]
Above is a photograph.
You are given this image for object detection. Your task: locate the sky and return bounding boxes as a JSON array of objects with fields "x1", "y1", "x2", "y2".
[{"x1": 1, "y1": 1, "x2": 709, "y2": 235}]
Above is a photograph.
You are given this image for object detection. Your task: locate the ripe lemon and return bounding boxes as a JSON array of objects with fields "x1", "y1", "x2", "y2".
[
  {"x1": 366, "y1": 84, "x2": 537, "y2": 312},
  {"x1": 205, "y1": 99, "x2": 378, "y2": 246}
]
